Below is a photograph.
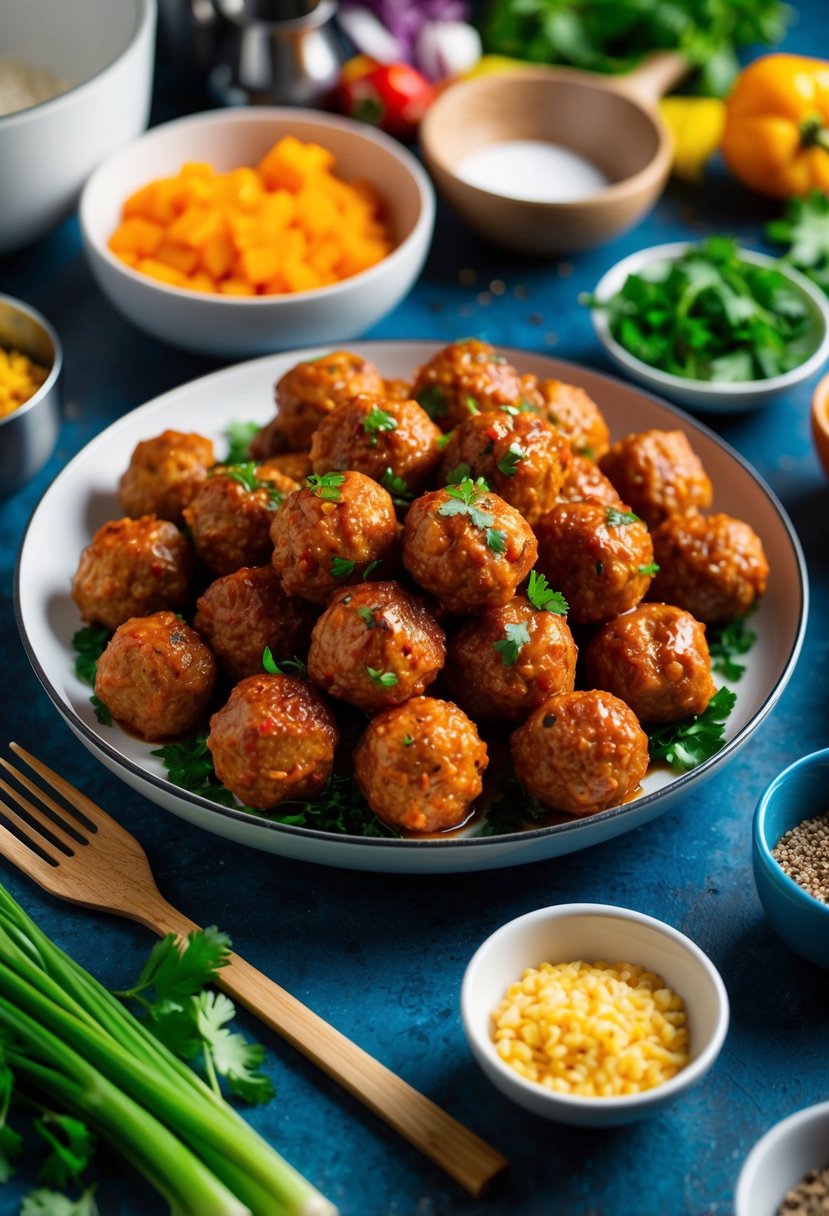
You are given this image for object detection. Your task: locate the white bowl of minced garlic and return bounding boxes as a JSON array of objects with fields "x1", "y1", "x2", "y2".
[{"x1": 461, "y1": 903, "x2": 729, "y2": 1127}]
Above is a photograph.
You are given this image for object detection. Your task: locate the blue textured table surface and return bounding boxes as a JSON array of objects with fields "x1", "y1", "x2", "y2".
[{"x1": 2, "y1": 7, "x2": 829, "y2": 1214}]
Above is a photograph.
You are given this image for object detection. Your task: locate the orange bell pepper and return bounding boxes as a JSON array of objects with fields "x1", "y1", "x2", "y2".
[{"x1": 721, "y1": 54, "x2": 829, "y2": 199}]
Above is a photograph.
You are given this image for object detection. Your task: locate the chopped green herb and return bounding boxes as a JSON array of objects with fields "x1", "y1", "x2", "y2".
[
  {"x1": 707, "y1": 615, "x2": 757, "y2": 681},
  {"x1": 362, "y1": 406, "x2": 397, "y2": 445},
  {"x1": 638, "y1": 562, "x2": 660, "y2": 576},
  {"x1": 331, "y1": 556, "x2": 356, "y2": 579},
  {"x1": 306, "y1": 471, "x2": 345, "y2": 501},
  {"x1": 72, "y1": 626, "x2": 111, "y2": 687},
  {"x1": 224, "y1": 420, "x2": 260, "y2": 464},
  {"x1": 366, "y1": 666, "x2": 398, "y2": 688},
  {"x1": 262, "y1": 648, "x2": 308, "y2": 678},
  {"x1": 363, "y1": 559, "x2": 382, "y2": 578},
  {"x1": 435, "y1": 431, "x2": 454, "y2": 450},
  {"x1": 402, "y1": 735, "x2": 414, "y2": 747},
  {"x1": 493, "y1": 621, "x2": 531, "y2": 666},
  {"x1": 481, "y1": 772, "x2": 549, "y2": 837},
  {"x1": 486, "y1": 527, "x2": 508, "y2": 554},
  {"x1": 33, "y1": 1114, "x2": 95, "y2": 1191},
  {"x1": 151, "y1": 735, "x2": 240, "y2": 809},
  {"x1": 496, "y1": 443, "x2": 527, "y2": 477},
  {"x1": 380, "y1": 467, "x2": 412, "y2": 503},
  {"x1": 526, "y1": 570, "x2": 568, "y2": 615},
  {"x1": 438, "y1": 477, "x2": 495, "y2": 537},
  {"x1": 766, "y1": 189, "x2": 829, "y2": 295},
  {"x1": 267, "y1": 771, "x2": 398, "y2": 836},
  {"x1": 218, "y1": 462, "x2": 282, "y2": 508},
  {"x1": 357, "y1": 606, "x2": 376, "y2": 626},
  {"x1": 445, "y1": 462, "x2": 472, "y2": 485},
  {"x1": 647, "y1": 686, "x2": 736, "y2": 772},
  {"x1": 606, "y1": 506, "x2": 641, "y2": 527},
  {"x1": 415, "y1": 384, "x2": 447, "y2": 420},
  {"x1": 89, "y1": 695, "x2": 112, "y2": 728},
  {"x1": 466, "y1": 397, "x2": 481, "y2": 415}
]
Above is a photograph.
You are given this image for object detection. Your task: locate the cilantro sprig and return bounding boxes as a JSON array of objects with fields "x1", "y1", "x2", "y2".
[
  {"x1": 366, "y1": 666, "x2": 398, "y2": 688},
  {"x1": 224, "y1": 420, "x2": 260, "y2": 464},
  {"x1": 151, "y1": 735, "x2": 240, "y2": 809},
  {"x1": 306, "y1": 471, "x2": 345, "y2": 501},
  {"x1": 606, "y1": 506, "x2": 641, "y2": 527},
  {"x1": 438, "y1": 478, "x2": 507, "y2": 552},
  {"x1": 262, "y1": 648, "x2": 308, "y2": 678},
  {"x1": 647, "y1": 686, "x2": 736, "y2": 772},
  {"x1": 216, "y1": 462, "x2": 282, "y2": 509},
  {"x1": 493, "y1": 621, "x2": 531, "y2": 667},
  {"x1": 415, "y1": 384, "x2": 447, "y2": 420},
  {"x1": 707, "y1": 616, "x2": 757, "y2": 681},
  {"x1": 362, "y1": 406, "x2": 397, "y2": 445},
  {"x1": 496, "y1": 444, "x2": 527, "y2": 478},
  {"x1": 526, "y1": 570, "x2": 568, "y2": 615},
  {"x1": 766, "y1": 190, "x2": 829, "y2": 294},
  {"x1": 481, "y1": 772, "x2": 550, "y2": 837},
  {"x1": 72, "y1": 626, "x2": 110, "y2": 687}
]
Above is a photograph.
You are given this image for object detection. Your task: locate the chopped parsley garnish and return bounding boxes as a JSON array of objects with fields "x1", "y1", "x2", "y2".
[
  {"x1": 526, "y1": 570, "x2": 568, "y2": 615},
  {"x1": 606, "y1": 506, "x2": 641, "y2": 527},
  {"x1": 219, "y1": 462, "x2": 282, "y2": 509},
  {"x1": 766, "y1": 190, "x2": 829, "y2": 295},
  {"x1": 90, "y1": 694, "x2": 113, "y2": 727},
  {"x1": 481, "y1": 772, "x2": 549, "y2": 836},
  {"x1": 438, "y1": 477, "x2": 505, "y2": 550},
  {"x1": 362, "y1": 406, "x2": 397, "y2": 445},
  {"x1": 486, "y1": 527, "x2": 508, "y2": 554},
  {"x1": 466, "y1": 397, "x2": 481, "y2": 415},
  {"x1": 363, "y1": 559, "x2": 382, "y2": 578},
  {"x1": 366, "y1": 666, "x2": 398, "y2": 688},
  {"x1": 262, "y1": 648, "x2": 308, "y2": 678},
  {"x1": 496, "y1": 443, "x2": 527, "y2": 477},
  {"x1": 416, "y1": 384, "x2": 447, "y2": 420},
  {"x1": 435, "y1": 431, "x2": 454, "y2": 450},
  {"x1": 151, "y1": 735, "x2": 240, "y2": 809},
  {"x1": 306, "y1": 471, "x2": 345, "y2": 501},
  {"x1": 357, "y1": 606, "x2": 376, "y2": 626},
  {"x1": 707, "y1": 616, "x2": 757, "y2": 681},
  {"x1": 224, "y1": 420, "x2": 260, "y2": 464},
  {"x1": 638, "y1": 562, "x2": 660, "y2": 576},
  {"x1": 72, "y1": 625, "x2": 111, "y2": 686},
  {"x1": 331, "y1": 556, "x2": 356, "y2": 579},
  {"x1": 381, "y1": 468, "x2": 412, "y2": 503},
  {"x1": 402, "y1": 735, "x2": 414, "y2": 747},
  {"x1": 493, "y1": 621, "x2": 531, "y2": 666},
  {"x1": 445, "y1": 462, "x2": 472, "y2": 486},
  {"x1": 647, "y1": 686, "x2": 737, "y2": 772}
]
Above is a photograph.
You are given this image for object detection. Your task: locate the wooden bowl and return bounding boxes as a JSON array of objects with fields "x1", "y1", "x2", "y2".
[{"x1": 420, "y1": 56, "x2": 687, "y2": 256}]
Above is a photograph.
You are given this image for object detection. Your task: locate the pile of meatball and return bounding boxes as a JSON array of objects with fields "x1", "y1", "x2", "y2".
[{"x1": 71, "y1": 340, "x2": 770, "y2": 836}]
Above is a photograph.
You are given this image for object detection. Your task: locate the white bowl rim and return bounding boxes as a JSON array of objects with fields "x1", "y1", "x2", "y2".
[
  {"x1": 0, "y1": 0, "x2": 155, "y2": 129},
  {"x1": 590, "y1": 241, "x2": 829, "y2": 398},
  {"x1": 735, "y1": 1098, "x2": 829, "y2": 1211},
  {"x1": 79, "y1": 105, "x2": 436, "y2": 307},
  {"x1": 0, "y1": 292, "x2": 63, "y2": 427},
  {"x1": 460, "y1": 901, "x2": 730, "y2": 1110},
  {"x1": 753, "y1": 747, "x2": 829, "y2": 919}
]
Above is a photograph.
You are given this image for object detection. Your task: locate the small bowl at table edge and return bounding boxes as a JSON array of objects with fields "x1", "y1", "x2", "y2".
[{"x1": 0, "y1": 293, "x2": 62, "y2": 497}]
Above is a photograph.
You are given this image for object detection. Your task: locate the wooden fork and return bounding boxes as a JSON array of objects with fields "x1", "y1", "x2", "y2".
[{"x1": 0, "y1": 742, "x2": 509, "y2": 1199}]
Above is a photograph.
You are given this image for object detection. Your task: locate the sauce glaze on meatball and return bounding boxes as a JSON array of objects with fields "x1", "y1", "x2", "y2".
[
  {"x1": 410, "y1": 339, "x2": 526, "y2": 432},
  {"x1": 309, "y1": 393, "x2": 442, "y2": 493},
  {"x1": 557, "y1": 454, "x2": 622, "y2": 506},
  {"x1": 354, "y1": 696, "x2": 488, "y2": 833},
  {"x1": 534, "y1": 379, "x2": 611, "y2": 459},
  {"x1": 207, "y1": 673, "x2": 338, "y2": 808},
  {"x1": 269, "y1": 350, "x2": 385, "y2": 452},
  {"x1": 584, "y1": 602, "x2": 716, "y2": 723},
  {"x1": 599, "y1": 429, "x2": 713, "y2": 528},
  {"x1": 118, "y1": 429, "x2": 215, "y2": 524},
  {"x1": 649, "y1": 512, "x2": 770, "y2": 624},
  {"x1": 307, "y1": 581, "x2": 446, "y2": 713},
  {"x1": 183, "y1": 469, "x2": 283, "y2": 576},
  {"x1": 72, "y1": 516, "x2": 194, "y2": 630},
  {"x1": 511, "y1": 689, "x2": 649, "y2": 817},
  {"x1": 95, "y1": 611, "x2": 216, "y2": 741}
]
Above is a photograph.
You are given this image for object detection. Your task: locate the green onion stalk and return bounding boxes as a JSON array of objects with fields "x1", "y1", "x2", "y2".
[{"x1": 0, "y1": 886, "x2": 337, "y2": 1216}]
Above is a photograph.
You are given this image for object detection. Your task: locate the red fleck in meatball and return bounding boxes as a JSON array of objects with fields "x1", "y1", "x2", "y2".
[
  {"x1": 307, "y1": 581, "x2": 446, "y2": 713},
  {"x1": 599, "y1": 429, "x2": 713, "y2": 527},
  {"x1": 309, "y1": 393, "x2": 442, "y2": 493},
  {"x1": 444, "y1": 595, "x2": 577, "y2": 722},
  {"x1": 557, "y1": 454, "x2": 622, "y2": 505},
  {"x1": 534, "y1": 498, "x2": 655, "y2": 625},
  {"x1": 118, "y1": 429, "x2": 215, "y2": 524},
  {"x1": 584, "y1": 603, "x2": 716, "y2": 723},
  {"x1": 207, "y1": 673, "x2": 338, "y2": 808},
  {"x1": 270, "y1": 470, "x2": 399, "y2": 604},
  {"x1": 72, "y1": 516, "x2": 194, "y2": 630},
  {"x1": 354, "y1": 696, "x2": 488, "y2": 833},
  {"x1": 94, "y1": 611, "x2": 216, "y2": 741},
  {"x1": 649, "y1": 512, "x2": 770, "y2": 624},
  {"x1": 410, "y1": 339, "x2": 526, "y2": 432},
  {"x1": 534, "y1": 379, "x2": 611, "y2": 459},
  {"x1": 183, "y1": 470, "x2": 282, "y2": 576},
  {"x1": 511, "y1": 689, "x2": 649, "y2": 817},
  {"x1": 402, "y1": 482, "x2": 537, "y2": 615},
  {"x1": 439, "y1": 410, "x2": 572, "y2": 524},
  {"x1": 194, "y1": 566, "x2": 315, "y2": 683},
  {"x1": 269, "y1": 350, "x2": 385, "y2": 452}
]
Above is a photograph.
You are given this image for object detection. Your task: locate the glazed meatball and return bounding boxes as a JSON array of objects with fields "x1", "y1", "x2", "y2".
[
  {"x1": 255, "y1": 458, "x2": 304, "y2": 497},
  {"x1": 381, "y1": 377, "x2": 412, "y2": 401},
  {"x1": 534, "y1": 379, "x2": 611, "y2": 459},
  {"x1": 183, "y1": 469, "x2": 282, "y2": 576},
  {"x1": 410, "y1": 339, "x2": 526, "y2": 432},
  {"x1": 72, "y1": 516, "x2": 194, "y2": 630},
  {"x1": 207, "y1": 673, "x2": 338, "y2": 808},
  {"x1": 557, "y1": 454, "x2": 622, "y2": 505},
  {"x1": 309, "y1": 393, "x2": 442, "y2": 493},
  {"x1": 511, "y1": 689, "x2": 649, "y2": 817},
  {"x1": 599, "y1": 429, "x2": 713, "y2": 528},
  {"x1": 444, "y1": 595, "x2": 577, "y2": 722},
  {"x1": 267, "y1": 350, "x2": 386, "y2": 452},
  {"x1": 95, "y1": 611, "x2": 216, "y2": 741},
  {"x1": 307, "y1": 581, "x2": 446, "y2": 713},
  {"x1": 258, "y1": 450, "x2": 312, "y2": 483},
  {"x1": 354, "y1": 696, "x2": 488, "y2": 833},
  {"x1": 534, "y1": 498, "x2": 655, "y2": 625},
  {"x1": 118, "y1": 429, "x2": 215, "y2": 524},
  {"x1": 194, "y1": 566, "x2": 315, "y2": 683},
  {"x1": 402, "y1": 483, "x2": 537, "y2": 615},
  {"x1": 649, "y1": 512, "x2": 770, "y2": 624},
  {"x1": 271, "y1": 470, "x2": 399, "y2": 604},
  {"x1": 584, "y1": 603, "x2": 716, "y2": 723},
  {"x1": 439, "y1": 410, "x2": 571, "y2": 524}
]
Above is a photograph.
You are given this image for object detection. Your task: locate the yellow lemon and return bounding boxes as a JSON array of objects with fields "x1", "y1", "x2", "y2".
[{"x1": 659, "y1": 96, "x2": 726, "y2": 184}]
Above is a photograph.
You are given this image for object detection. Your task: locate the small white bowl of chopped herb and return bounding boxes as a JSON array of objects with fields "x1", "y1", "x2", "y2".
[
  {"x1": 586, "y1": 239, "x2": 829, "y2": 413},
  {"x1": 735, "y1": 1099, "x2": 829, "y2": 1216},
  {"x1": 753, "y1": 748, "x2": 829, "y2": 971},
  {"x1": 460, "y1": 903, "x2": 729, "y2": 1127}
]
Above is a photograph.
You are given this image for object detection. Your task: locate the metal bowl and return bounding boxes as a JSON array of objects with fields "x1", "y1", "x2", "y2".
[{"x1": 0, "y1": 294, "x2": 62, "y2": 497}]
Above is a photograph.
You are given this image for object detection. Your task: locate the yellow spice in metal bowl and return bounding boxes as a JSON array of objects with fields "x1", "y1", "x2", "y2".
[
  {"x1": 0, "y1": 346, "x2": 48, "y2": 419},
  {"x1": 491, "y1": 960, "x2": 690, "y2": 1096}
]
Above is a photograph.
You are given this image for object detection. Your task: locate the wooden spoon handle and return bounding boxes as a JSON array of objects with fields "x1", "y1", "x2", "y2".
[
  {"x1": 608, "y1": 50, "x2": 690, "y2": 105},
  {"x1": 148, "y1": 899, "x2": 509, "y2": 1198}
]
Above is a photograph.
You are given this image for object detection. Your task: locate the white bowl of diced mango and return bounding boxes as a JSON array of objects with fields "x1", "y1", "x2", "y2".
[
  {"x1": 460, "y1": 903, "x2": 729, "y2": 1126},
  {"x1": 78, "y1": 107, "x2": 435, "y2": 358}
]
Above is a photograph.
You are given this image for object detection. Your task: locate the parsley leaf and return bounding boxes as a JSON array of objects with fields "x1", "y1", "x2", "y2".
[
  {"x1": 306, "y1": 471, "x2": 345, "y2": 501},
  {"x1": 21, "y1": 1189, "x2": 99, "y2": 1216},
  {"x1": 526, "y1": 570, "x2": 568, "y2": 614},
  {"x1": 415, "y1": 384, "x2": 447, "y2": 420},
  {"x1": 224, "y1": 420, "x2": 260, "y2": 464},
  {"x1": 357, "y1": 606, "x2": 376, "y2": 626},
  {"x1": 381, "y1": 468, "x2": 412, "y2": 502},
  {"x1": 262, "y1": 648, "x2": 308, "y2": 678},
  {"x1": 496, "y1": 444, "x2": 526, "y2": 477},
  {"x1": 766, "y1": 190, "x2": 829, "y2": 293},
  {"x1": 72, "y1": 626, "x2": 111, "y2": 687},
  {"x1": 269, "y1": 771, "x2": 398, "y2": 836},
  {"x1": 606, "y1": 506, "x2": 641, "y2": 527},
  {"x1": 647, "y1": 686, "x2": 736, "y2": 772},
  {"x1": 89, "y1": 695, "x2": 112, "y2": 728},
  {"x1": 481, "y1": 772, "x2": 549, "y2": 837},
  {"x1": 216, "y1": 462, "x2": 282, "y2": 508},
  {"x1": 195, "y1": 990, "x2": 275, "y2": 1105},
  {"x1": 493, "y1": 621, "x2": 531, "y2": 666},
  {"x1": 435, "y1": 431, "x2": 454, "y2": 450},
  {"x1": 362, "y1": 406, "x2": 397, "y2": 445},
  {"x1": 638, "y1": 562, "x2": 660, "y2": 576},
  {"x1": 466, "y1": 397, "x2": 481, "y2": 415},
  {"x1": 438, "y1": 478, "x2": 503, "y2": 549},
  {"x1": 151, "y1": 735, "x2": 240, "y2": 808},
  {"x1": 34, "y1": 1116, "x2": 95, "y2": 1190},
  {"x1": 366, "y1": 666, "x2": 398, "y2": 687},
  {"x1": 331, "y1": 556, "x2": 356, "y2": 579},
  {"x1": 707, "y1": 616, "x2": 757, "y2": 681},
  {"x1": 486, "y1": 527, "x2": 508, "y2": 554},
  {"x1": 445, "y1": 462, "x2": 472, "y2": 486}
]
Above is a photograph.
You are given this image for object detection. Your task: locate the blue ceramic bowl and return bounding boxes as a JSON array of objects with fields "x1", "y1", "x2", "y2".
[{"x1": 753, "y1": 749, "x2": 829, "y2": 970}]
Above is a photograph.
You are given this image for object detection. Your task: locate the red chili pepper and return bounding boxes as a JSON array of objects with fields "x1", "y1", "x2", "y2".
[{"x1": 338, "y1": 57, "x2": 434, "y2": 141}]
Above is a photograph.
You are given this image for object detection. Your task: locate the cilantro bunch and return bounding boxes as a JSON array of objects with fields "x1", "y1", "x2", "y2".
[
  {"x1": 585, "y1": 237, "x2": 812, "y2": 383},
  {"x1": 766, "y1": 191, "x2": 829, "y2": 295}
]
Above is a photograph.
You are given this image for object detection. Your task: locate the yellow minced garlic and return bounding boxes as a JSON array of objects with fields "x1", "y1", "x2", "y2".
[
  {"x1": 0, "y1": 347, "x2": 48, "y2": 418},
  {"x1": 491, "y1": 960, "x2": 690, "y2": 1096}
]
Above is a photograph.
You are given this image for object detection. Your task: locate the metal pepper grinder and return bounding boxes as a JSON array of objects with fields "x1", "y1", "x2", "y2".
[{"x1": 208, "y1": 0, "x2": 347, "y2": 108}]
